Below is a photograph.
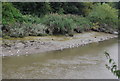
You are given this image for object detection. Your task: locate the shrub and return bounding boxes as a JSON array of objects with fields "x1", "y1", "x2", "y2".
[
  {"x1": 64, "y1": 14, "x2": 93, "y2": 33},
  {"x1": 41, "y1": 14, "x2": 93, "y2": 34},
  {"x1": 88, "y1": 3, "x2": 118, "y2": 29},
  {"x1": 2, "y1": 2, "x2": 42, "y2": 25},
  {"x1": 22, "y1": 15, "x2": 41, "y2": 24},
  {"x1": 26, "y1": 23, "x2": 47, "y2": 36},
  {"x1": 41, "y1": 14, "x2": 75, "y2": 35},
  {"x1": 2, "y1": 22, "x2": 47, "y2": 38},
  {"x1": 5, "y1": 23, "x2": 27, "y2": 37}
]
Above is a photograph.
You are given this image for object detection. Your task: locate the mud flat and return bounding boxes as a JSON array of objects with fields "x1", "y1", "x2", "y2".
[{"x1": 1, "y1": 32, "x2": 118, "y2": 56}]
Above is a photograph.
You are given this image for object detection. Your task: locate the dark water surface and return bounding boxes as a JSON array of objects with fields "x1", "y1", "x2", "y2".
[{"x1": 3, "y1": 39, "x2": 118, "y2": 79}]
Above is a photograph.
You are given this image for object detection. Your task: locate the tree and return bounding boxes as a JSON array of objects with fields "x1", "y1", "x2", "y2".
[
  {"x1": 12, "y1": 2, "x2": 51, "y2": 17},
  {"x1": 88, "y1": 3, "x2": 118, "y2": 28},
  {"x1": 2, "y1": 2, "x2": 22, "y2": 25}
]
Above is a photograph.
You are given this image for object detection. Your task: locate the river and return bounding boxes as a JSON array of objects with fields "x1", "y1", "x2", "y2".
[{"x1": 2, "y1": 38, "x2": 118, "y2": 79}]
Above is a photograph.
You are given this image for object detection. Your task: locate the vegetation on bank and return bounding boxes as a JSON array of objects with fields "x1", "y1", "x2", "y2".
[
  {"x1": 1, "y1": 2, "x2": 119, "y2": 38},
  {"x1": 105, "y1": 52, "x2": 120, "y2": 78},
  {"x1": 88, "y1": 3, "x2": 118, "y2": 30}
]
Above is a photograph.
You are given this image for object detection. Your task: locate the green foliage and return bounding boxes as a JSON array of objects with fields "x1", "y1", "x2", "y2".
[
  {"x1": 12, "y1": 2, "x2": 94, "y2": 16},
  {"x1": 2, "y1": 2, "x2": 42, "y2": 25},
  {"x1": 50, "y1": 2, "x2": 64, "y2": 14},
  {"x1": 22, "y1": 15, "x2": 41, "y2": 24},
  {"x1": 81, "y1": 2, "x2": 94, "y2": 16},
  {"x1": 41, "y1": 14, "x2": 75, "y2": 35},
  {"x1": 107, "y1": 2, "x2": 118, "y2": 9},
  {"x1": 13, "y1": 2, "x2": 51, "y2": 17},
  {"x1": 65, "y1": 14, "x2": 93, "y2": 32},
  {"x1": 88, "y1": 3, "x2": 118, "y2": 29},
  {"x1": 26, "y1": 23, "x2": 47, "y2": 36},
  {"x1": 105, "y1": 51, "x2": 120, "y2": 78},
  {"x1": 41, "y1": 14, "x2": 93, "y2": 35},
  {"x1": 0, "y1": 2, "x2": 2, "y2": 25},
  {"x1": 9, "y1": 23, "x2": 26, "y2": 37},
  {"x1": 2, "y1": 2, "x2": 47, "y2": 37},
  {"x1": 2, "y1": 2, "x2": 119, "y2": 38},
  {"x1": 3, "y1": 22, "x2": 47, "y2": 38},
  {"x1": 0, "y1": 2, "x2": 2, "y2": 37},
  {"x1": 2, "y1": 2, "x2": 22, "y2": 25}
]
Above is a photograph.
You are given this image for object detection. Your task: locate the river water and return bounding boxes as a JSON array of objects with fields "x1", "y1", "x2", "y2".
[{"x1": 2, "y1": 38, "x2": 118, "y2": 79}]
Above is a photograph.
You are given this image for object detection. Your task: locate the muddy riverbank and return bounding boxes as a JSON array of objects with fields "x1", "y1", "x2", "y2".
[{"x1": 2, "y1": 32, "x2": 118, "y2": 56}]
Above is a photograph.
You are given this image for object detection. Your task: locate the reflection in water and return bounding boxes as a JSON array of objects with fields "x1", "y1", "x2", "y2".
[{"x1": 3, "y1": 39, "x2": 118, "y2": 79}]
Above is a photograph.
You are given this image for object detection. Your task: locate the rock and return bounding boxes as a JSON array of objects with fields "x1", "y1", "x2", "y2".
[
  {"x1": 31, "y1": 43, "x2": 33, "y2": 46},
  {"x1": 100, "y1": 38, "x2": 103, "y2": 41},
  {"x1": 24, "y1": 45, "x2": 28, "y2": 48},
  {"x1": 30, "y1": 40, "x2": 35, "y2": 42},
  {"x1": 99, "y1": 28, "x2": 106, "y2": 32},
  {"x1": 74, "y1": 28, "x2": 82, "y2": 33},
  {"x1": 89, "y1": 39, "x2": 91, "y2": 41},
  {"x1": 113, "y1": 31, "x2": 118, "y2": 35},
  {"x1": 15, "y1": 43, "x2": 24, "y2": 49},
  {"x1": 91, "y1": 28, "x2": 99, "y2": 32},
  {"x1": 2, "y1": 41, "x2": 14, "y2": 47},
  {"x1": 65, "y1": 34, "x2": 69, "y2": 37}
]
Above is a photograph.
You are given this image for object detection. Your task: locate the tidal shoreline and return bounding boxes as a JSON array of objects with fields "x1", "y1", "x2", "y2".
[{"x1": 1, "y1": 32, "x2": 118, "y2": 57}]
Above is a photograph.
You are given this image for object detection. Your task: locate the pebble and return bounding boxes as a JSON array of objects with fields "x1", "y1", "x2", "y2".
[
  {"x1": 2, "y1": 32, "x2": 117, "y2": 56},
  {"x1": 2, "y1": 54, "x2": 4, "y2": 57},
  {"x1": 15, "y1": 43, "x2": 24, "y2": 48},
  {"x1": 30, "y1": 40, "x2": 35, "y2": 42},
  {"x1": 35, "y1": 47, "x2": 40, "y2": 49},
  {"x1": 17, "y1": 50, "x2": 20, "y2": 53},
  {"x1": 9, "y1": 51, "x2": 11, "y2": 52}
]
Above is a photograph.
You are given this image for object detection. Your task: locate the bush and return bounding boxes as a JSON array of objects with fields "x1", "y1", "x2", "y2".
[
  {"x1": 41, "y1": 14, "x2": 76, "y2": 35},
  {"x1": 26, "y1": 23, "x2": 47, "y2": 36},
  {"x1": 88, "y1": 3, "x2": 118, "y2": 29},
  {"x1": 3, "y1": 23, "x2": 27, "y2": 37},
  {"x1": 41, "y1": 14, "x2": 93, "y2": 35},
  {"x1": 22, "y1": 15, "x2": 41, "y2": 24},
  {"x1": 2, "y1": 2, "x2": 42, "y2": 25},
  {"x1": 2, "y1": 22, "x2": 47, "y2": 38},
  {"x1": 2, "y1": 2, "x2": 47, "y2": 38},
  {"x1": 64, "y1": 14, "x2": 93, "y2": 32}
]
